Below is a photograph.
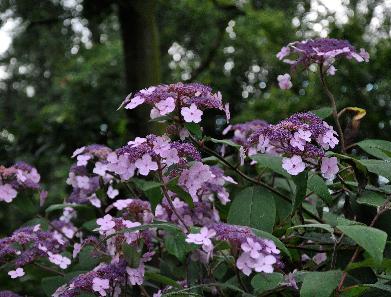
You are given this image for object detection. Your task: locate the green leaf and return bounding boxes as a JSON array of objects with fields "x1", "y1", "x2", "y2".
[
  {"x1": 307, "y1": 172, "x2": 333, "y2": 205},
  {"x1": 252, "y1": 228, "x2": 291, "y2": 259},
  {"x1": 123, "y1": 242, "x2": 142, "y2": 268},
  {"x1": 289, "y1": 223, "x2": 334, "y2": 234},
  {"x1": 337, "y1": 225, "x2": 387, "y2": 265},
  {"x1": 300, "y1": 270, "x2": 342, "y2": 297},
  {"x1": 167, "y1": 178, "x2": 194, "y2": 208},
  {"x1": 359, "y1": 159, "x2": 391, "y2": 180},
  {"x1": 41, "y1": 271, "x2": 87, "y2": 297},
  {"x1": 185, "y1": 122, "x2": 202, "y2": 139},
  {"x1": 45, "y1": 203, "x2": 87, "y2": 213},
  {"x1": 132, "y1": 178, "x2": 162, "y2": 191},
  {"x1": 357, "y1": 191, "x2": 386, "y2": 207},
  {"x1": 251, "y1": 272, "x2": 283, "y2": 293},
  {"x1": 311, "y1": 107, "x2": 333, "y2": 119},
  {"x1": 357, "y1": 139, "x2": 391, "y2": 160},
  {"x1": 132, "y1": 178, "x2": 163, "y2": 210},
  {"x1": 227, "y1": 186, "x2": 276, "y2": 232},
  {"x1": 165, "y1": 231, "x2": 195, "y2": 262},
  {"x1": 250, "y1": 154, "x2": 290, "y2": 178},
  {"x1": 145, "y1": 272, "x2": 181, "y2": 288},
  {"x1": 292, "y1": 171, "x2": 308, "y2": 213},
  {"x1": 209, "y1": 138, "x2": 241, "y2": 148}
]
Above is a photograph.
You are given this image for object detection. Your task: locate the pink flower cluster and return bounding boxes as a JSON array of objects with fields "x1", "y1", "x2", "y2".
[
  {"x1": 245, "y1": 112, "x2": 339, "y2": 178},
  {"x1": 0, "y1": 162, "x2": 41, "y2": 203},
  {"x1": 121, "y1": 82, "x2": 230, "y2": 124},
  {"x1": 186, "y1": 223, "x2": 281, "y2": 275},
  {"x1": 276, "y1": 38, "x2": 369, "y2": 72}
]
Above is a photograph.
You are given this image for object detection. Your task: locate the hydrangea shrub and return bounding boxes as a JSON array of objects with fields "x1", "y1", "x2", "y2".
[{"x1": 1, "y1": 38, "x2": 391, "y2": 297}]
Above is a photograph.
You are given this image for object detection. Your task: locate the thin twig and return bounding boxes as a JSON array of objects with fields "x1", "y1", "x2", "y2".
[{"x1": 319, "y1": 64, "x2": 346, "y2": 152}]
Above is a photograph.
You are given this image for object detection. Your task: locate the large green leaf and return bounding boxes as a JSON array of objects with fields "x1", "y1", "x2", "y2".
[
  {"x1": 337, "y1": 225, "x2": 387, "y2": 265},
  {"x1": 227, "y1": 186, "x2": 276, "y2": 232},
  {"x1": 165, "y1": 231, "x2": 196, "y2": 262},
  {"x1": 307, "y1": 172, "x2": 333, "y2": 205},
  {"x1": 357, "y1": 139, "x2": 391, "y2": 160},
  {"x1": 311, "y1": 107, "x2": 333, "y2": 119},
  {"x1": 209, "y1": 137, "x2": 241, "y2": 148},
  {"x1": 250, "y1": 154, "x2": 290, "y2": 178},
  {"x1": 300, "y1": 270, "x2": 342, "y2": 297},
  {"x1": 359, "y1": 159, "x2": 391, "y2": 180},
  {"x1": 251, "y1": 272, "x2": 283, "y2": 293},
  {"x1": 357, "y1": 191, "x2": 386, "y2": 207},
  {"x1": 292, "y1": 171, "x2": 308, "y2": 213}
]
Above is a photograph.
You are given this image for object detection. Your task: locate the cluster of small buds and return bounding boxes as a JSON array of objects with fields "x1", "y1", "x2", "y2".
[
  {"x1": 245, "y1": 112, "x2": 339, "y2": 178},
  {"x1": 222, "y1": 119, "x2": 268, "y2": 146},
  {"x1": 0, "y1": 224, "x2": 70, "y2": 277},
  {"x1": 52, "y1": 259, "x2": 128, "y2": 297},
  {"x1": 112, "y1": 198, "x2": 154, "y2": 224},
  {"x1": 187, "y1": 223, "x2": 281, "y2": 276},
  {"x1": 155, "y1": 196, "x2": 220, "y2": 231},
  {"x1": 276, "y1": 38, "x2": 369, "y2": 74},
  {"x1": 67, "y1": 144, "x2": 114, "y2": 207},
  {"x1": 0, "y1": 162, "x2": 42, "y2": 203},
  {"x1": 109, "y1": 134, "x2": 201, "y2": 180},
  {"x1": 121, "y1": 82, "x2": 230, "y2": 124}
]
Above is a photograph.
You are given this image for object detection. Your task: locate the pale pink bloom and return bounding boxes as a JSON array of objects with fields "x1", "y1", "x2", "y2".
[
  {"x1": 76, "y1": 154, "x2": 91, "y2": 166},
  {"x1": 92, "y1": 277, "x2": 110, "y2": 296},
  {"x1": 320, "y1": 130, "x2": 339, "y2": 149},
  {"x1": 257, "y1": 135, "x2": 270, "y2": 153},
  {"x1": 186, "y1": 227, "x2": 216, "y2": 253},
  {"x1": 140, "y1": 86, "x2": 156, "y2": 95},
  {"x1": 241, "y1": 238, "x2": 262, "y2": 259},
  {"x1": 327, "y1": 65, "x2": 337, "y2": 75},
  {"x1": 155, "y1": 97, "x2": 175, "y2": 115},
  {"x1": 76, "y1": 176, "x2": 90, "y2": 190},
  {"x1": 161, "y1": 148, "x2": 180, "y2": 166},
  {"x1": 123, "y1": 220, "x2": 141, "y2": 244},
  {"x1": 179, "y1": 128, "x2": 190, "y2": 140},
  {"x1": 48, "y1": 252, "x2": 71, "y2": 269},
  {"x1": 276, "y1": 46, "x2": 290, "y2": 60},
  {"x1": 252, "y1": 254, "x2": 277, "y2": 273},
  {"x1": 290, "y1": 134, "x2": 306, "y2": 151},
  {"x1": 38, "y1": 244, "x2": 48, "y2": 252},
  {"x1": 150, "y1": 107, "x2": 161, "y2": 119},
  {"x1": 93, "y1": 162, "x2": 108, "y2": 176},
  {"x1": 179, "y1": 162, "x2": 212, "y2": 199},
  {"x1": 33, "y1": 224, "x2": 41, "y2": 232},
  {"x1": 72, "y1": 146, "x2": 85, "y2": 158},
  {"x1": 135, "y1": 154, "x2": 158, "y2": 176},
  {"x1": 113, "y1": 199, "x2": 133, "y2": 210},
  {"x1": 222, "y1": 125, "x2": 232, "y2": 135},
  {"x1": 321, "y1": 157, "x2": 339, "y2": 180},
  {"x1": 313, "y1": 252, "x2": 327, "y2": 265},
  {"x1": 127, "y1": 137, "x2": 147, "y2": 147},
  {"x1": 181, "y1": 104, "x2": 203, "y2": 123},
  {"x1": 107, "y1": 153, "x2": 135, "y2": 180},
  {"x1": 359, "y1": 48, "x2": 370, "y2": 62},
  {"x1": 8, "y1": 268, "x2": 25, "y2": 279},
  {"x1": 125, "y1": 95, "x2": 145, "y2": 109},
  {"x1": 126, "y1": 264, "x2": 145, "y2": 285},
  {"x1": 152, "y1": 136, "x2": 171, "y2": 156},
  {"x1": 96, "y1": 214, "x2": 116, "y2": 234},
  {"x1": 89, "y1": 194, "x2": 101, "y2": 208},
  {"x1": 73, "y1": 243, "x2": 82, "y2": 258},
  {"x1": 61, "y1": 226, "x2": 76, "y2": 239},
  {"x1": 277, "y1": 73, "x2": 292, "y2": 90},
  {"x1": 282, "y1": 155, "x2": 306, "y2": 175},
  {"x1": 153, "y1": 290, "x2": 162, "y2": 297},
  {"x1": 0, "y1": 184, "x2": 17, "y2": 203},
  {"x1": 236, "y1": 252, "x2": 253, "y2": 276},
  {"x1": 107, "y1": 185, "x2": 119, "y2": 199},
  {"x1": 297, "y1": 129, "x2": 312, "y2": 142}
]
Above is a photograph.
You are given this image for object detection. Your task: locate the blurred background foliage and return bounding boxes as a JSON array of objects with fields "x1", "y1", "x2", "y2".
[{"x1": 0, "y1": 0, "x2": 390, "y2": 233}]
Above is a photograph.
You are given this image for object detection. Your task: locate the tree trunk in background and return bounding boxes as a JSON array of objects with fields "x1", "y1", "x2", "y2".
[{"x1": 117, "y1": 0, "x2": 161, "y2": 136}]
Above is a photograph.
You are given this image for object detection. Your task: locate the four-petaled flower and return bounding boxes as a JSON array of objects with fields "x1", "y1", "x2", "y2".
[
  {"x1": 96, "y1": 214, "x2": 116, "y2": 233},
  {"x1": 8, "y1": 268, "x2": 25, "y2": 279},
  {"x1": 0, "y1": 184, "x2": 17, "y2": 203},
  {"x1": 135, "y1": 154, "x2": 158, "y2": 176},
  {"x1": 125, "y1": 95, "x2": 145, "y2": 110},
  {"x1": 321, "y1": 157, "x2": 339, "y2": 180},
  {"x1": 186, "y1": 227, "x2": 216, "y2": 252},
  {"x1": 92, "y1": 277, "x2": 110, "y2": 296},
  {"x1": 282, "y1": 155, "x2": 306, "y2": 175},
  {"x1": 277, "y1": 73, "x2": 292, "y2": 90},
  {"x1": 155, "y1": 97, "x2": 176, "y2": 115},
  {"x1": 181, "y1": 104, "x2": 203, "y2": 123}
]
